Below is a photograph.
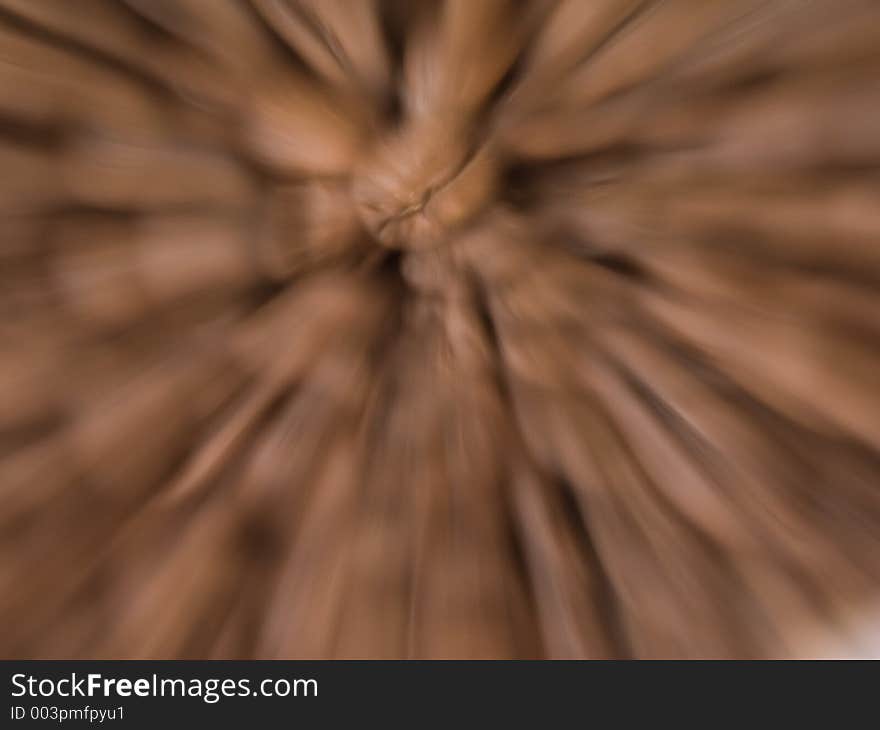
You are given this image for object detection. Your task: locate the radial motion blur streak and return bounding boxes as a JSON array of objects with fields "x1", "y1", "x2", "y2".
[{"x1": 1, "y1": 0, "x2": 880, "y2": 658}]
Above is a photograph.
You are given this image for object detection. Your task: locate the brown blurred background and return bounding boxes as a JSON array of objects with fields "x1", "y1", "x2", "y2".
[{"x1": 1, "y1": 0, "x2": 880, "y2": 658}]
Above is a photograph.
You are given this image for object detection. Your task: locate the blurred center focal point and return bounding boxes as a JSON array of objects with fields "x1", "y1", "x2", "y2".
[{"x1": 352, "y1": 119, "x2": 498, "y2": 251}]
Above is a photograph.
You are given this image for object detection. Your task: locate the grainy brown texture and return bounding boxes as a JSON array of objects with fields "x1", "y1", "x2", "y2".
[{"x1": 1, "y1": 0, "x2": 880, "y2": 658}]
